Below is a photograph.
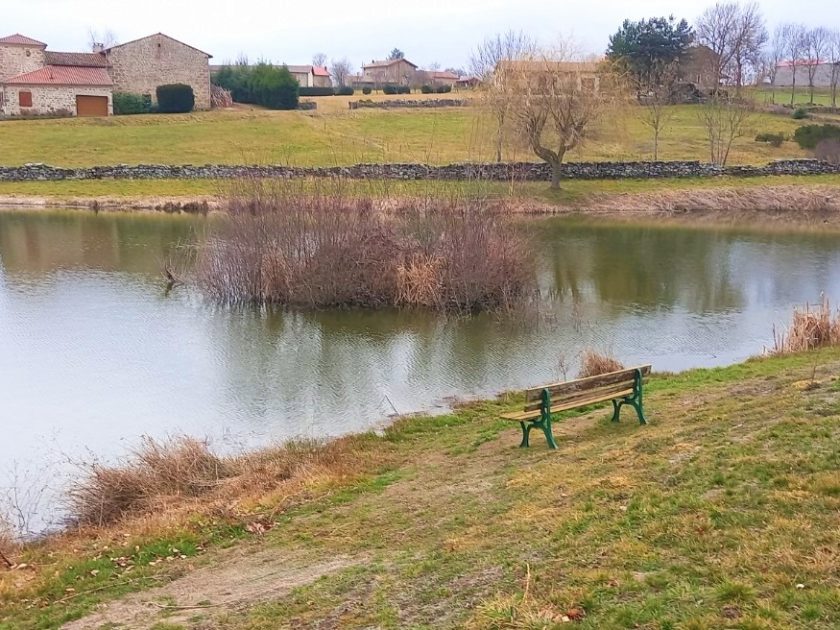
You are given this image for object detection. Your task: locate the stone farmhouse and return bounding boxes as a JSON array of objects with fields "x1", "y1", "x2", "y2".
[
  {"x1": 0, "y1": 32, "x2": 212, "y2": 118},
  {"x1": 209, "y1": 63, "x2": 332, "y2": 88},
  {"x1": 775, "y1": 60, "x2": 839, "y2": 88},
  {"x1": 358, "y1": 58, "x2": 419, "y2": 87}
]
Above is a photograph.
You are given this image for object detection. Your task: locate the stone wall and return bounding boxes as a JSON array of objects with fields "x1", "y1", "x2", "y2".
[
  {"x1": 1, "y1": 160, "x2": 839, "y2": 182},
  {"x1": 0, "y1": 43, "x2": 46, "y2": 82},
  {"x1": 349, "y1": 99, "x2": 469, "y2": 110},
  {"x1": 105, "y1": 34, "x2": 211, "y2": 110},
  {"x1": 0, "y1": 85, "x2": 112, "y2": 117}
]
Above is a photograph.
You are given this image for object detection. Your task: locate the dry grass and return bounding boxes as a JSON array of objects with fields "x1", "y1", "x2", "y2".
[
  {"x1": 577, "y1": 350, "x2": 625, "y2": 378},
  {"x1": 66, "y1": 435, "x2": 368, "y2": 527},
  {"x1": 195, "y1": 179, "x2": 535, "y2": 312},
  {"x1": 773, "y1": 297, "x2": 840, "y2": 354}
]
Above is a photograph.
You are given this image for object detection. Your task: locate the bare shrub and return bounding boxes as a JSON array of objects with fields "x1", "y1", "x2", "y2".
[
  {"x1": 195, "y1": 180, "x2": 535, "y2": 313},
  {"x1": 68, "y1": 436, "x2": 235, "y2": 527},
  {"x1": 0, "y1": 515, "x2": 15, "y2": 568},
  {"x1": 578, "y1": 351, "x2": 625, "y2": 378},
  {"x1": 815, "y1": 139, "x2": 840, "y2": 165},
  {"x1": 773, "y1": 297, "x2": 840, "y2": 354}
]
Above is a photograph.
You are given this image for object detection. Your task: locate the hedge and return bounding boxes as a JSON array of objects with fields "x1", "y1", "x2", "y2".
[
  {"x1": 156, "y1": 84, "x2": 195, "y2": 113},
  {"x1": 113, "y1": 92, "x2": 152, "y2": 115},
  {"x1": 299, "y1": 86, "x2": 335, "y2": 97},
  {"x1": 793, "y1": 124, "x2": 840, "y2": 150}
]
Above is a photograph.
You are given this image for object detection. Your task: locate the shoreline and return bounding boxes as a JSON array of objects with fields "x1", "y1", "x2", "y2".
[
  {"x1": 2, "y1": 179, "x2": 840, "y2": 228},
  {"x1": 2, "y1": 347, "x2": 839, "y2": 628}
]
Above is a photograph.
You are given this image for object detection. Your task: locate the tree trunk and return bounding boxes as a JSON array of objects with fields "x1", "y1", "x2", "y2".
[{"x1": 549, "y1": 164, "x2": 561, "y2": 189}]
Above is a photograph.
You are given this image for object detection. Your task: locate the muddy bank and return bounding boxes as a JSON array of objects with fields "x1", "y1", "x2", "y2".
[{"x1": 1, "y1": 183, "x2": 839, "y2": 227}]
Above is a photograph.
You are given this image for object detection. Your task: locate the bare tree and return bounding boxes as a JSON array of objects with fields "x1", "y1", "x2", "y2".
[
  {"x1": 764, "y1": 25, "x2": 787, "y2": 103},
  {"x1": 730, "y1": 2, "x2": 767, "y2": 92},
  {"x1": 470, "y1": 30, "x2": 535, "y2": 162},
  {"x1": 698, "y1": 94, "x2": 753, "y2": 166},
  {"x1": 312, "y1": 52, "x2": 327, "y2": 68},
  {"x1": 505, "y1": 45, "x2": 614, "y2": 188},
  {"x1": 696, "y1": 2, "x2": 740, "y2": 88},
  {"x1": 780, "y1": 23, "x2": 807, "y2": 106},
  {"x1": 637, "y1": 60, "x2": 680, "y2": 160},
  {"x1": 805, "y1": 27, "x2": 831, "y2": 104},
  {"x1": 830, "y1": 30, "x2": 840, "y2": 108},
  {"x1": 87, "y1": 27, "x2": 118, "y2": 52},
  {"x1": 329, "y1": 58, "x2": 353, "y2": 87}
]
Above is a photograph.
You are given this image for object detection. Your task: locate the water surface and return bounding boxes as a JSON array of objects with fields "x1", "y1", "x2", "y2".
[{"x1": 2, "y1": 210, "x2": 840, "y2": 532}]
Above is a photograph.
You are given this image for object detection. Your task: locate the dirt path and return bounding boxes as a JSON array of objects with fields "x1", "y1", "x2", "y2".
[{"x1": 62, "y1": 547, "x2": 361, "y2": 629}]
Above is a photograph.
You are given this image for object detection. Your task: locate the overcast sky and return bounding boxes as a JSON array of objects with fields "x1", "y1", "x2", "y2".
[{"x1": 6, "y1": 0, "x2": 839, "y2": 70}]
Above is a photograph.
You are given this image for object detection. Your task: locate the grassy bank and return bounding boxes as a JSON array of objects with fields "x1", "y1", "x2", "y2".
[
  {"x1": 3, "y1": 175, "x2": 840, "y2": 229},
  {"x1": 1, "y1": 349, "x2": 839, "y2": 629},
  {"x1": 0, "y1": 102, "x2": 810, "y2": 168}
]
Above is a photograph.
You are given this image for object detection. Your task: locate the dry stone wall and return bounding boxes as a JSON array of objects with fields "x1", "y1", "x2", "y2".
[
  {"x1": 349, "y1": 99, "x2": 468, "y2": 109},
  {"x1": 1, "y1": 160, "x2": 839, "y2": 182}
]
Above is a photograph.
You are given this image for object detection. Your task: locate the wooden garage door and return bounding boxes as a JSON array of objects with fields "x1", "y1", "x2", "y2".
[{"x1": 76, "y1": 95, "x2": 108, "y2": 117}]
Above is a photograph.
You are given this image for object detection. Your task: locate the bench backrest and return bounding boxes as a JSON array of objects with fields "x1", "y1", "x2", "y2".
[{"x1": 523, "y1": 365, "x2": 651, "y2": 412}]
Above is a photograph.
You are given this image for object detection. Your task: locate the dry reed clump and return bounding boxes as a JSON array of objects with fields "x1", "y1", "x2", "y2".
[
  {"x1": 68, "y1": 436, "x2": 236, "y2": 527},
  {"x1": 577, "y1": 351, "x2": 625, "y2": 378},
  {"x1": 195, "y1": 179, "x2": 536, "y2": 313},
  {"x1": 66, "y1": 435, "x2": 371, "y2": 527},
  {"x1": 773, "y1": 297, "x2": 840, "y2": 354}
]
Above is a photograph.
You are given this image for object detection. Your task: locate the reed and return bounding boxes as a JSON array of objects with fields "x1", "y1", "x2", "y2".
[
  {"x1": 195, "y1": 179, "x2": 535, "y2": 313},
  {"x1": 577, "y1": 350, "x2": 625, "y2": 378},
  {"x1": 773, "y1": 296, "x2": 840, "y2": 354}
]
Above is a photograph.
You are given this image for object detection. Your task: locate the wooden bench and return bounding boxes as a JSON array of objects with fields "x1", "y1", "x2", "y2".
[{"x1": 501, "y1": 365, "x2": 651, "y2": 449}]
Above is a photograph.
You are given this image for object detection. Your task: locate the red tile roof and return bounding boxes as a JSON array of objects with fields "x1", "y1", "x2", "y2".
[
  {"x1": 44, "y1": 51, "x2": 110, "y2": 68},
  {"x1": 313, "y1": 66, "x2": 330, "y2": 77},
  {"x1": 432, "y1": 71, "x2": 459, "y2": 80},
  {"x1": 4, "y1": 65, "x2": 113, "y2": 86},
  {"x1": 0, "y1": 33, "x2": 47, "y2": 47}
]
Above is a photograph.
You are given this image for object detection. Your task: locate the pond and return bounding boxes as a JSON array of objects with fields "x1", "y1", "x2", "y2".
[{"x1": 2, "y1": 209, "x2": 840, "y2": 533}]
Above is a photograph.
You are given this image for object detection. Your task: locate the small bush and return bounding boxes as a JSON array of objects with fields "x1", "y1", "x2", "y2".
[
  {"x1": 336, "y1": 86, "x2": 354, "y2": 96},
  {"x1": 792, "y1": 107, "x2": 809, "y2": 120},
  {"x1": 436, "y1": 85, "x2": 452, "y2": 94},
  {"x1": 113, "y1": 92, "x2": 151, "y2": 115},
  {"x1": 755, "y1": 132, "x2": 785, "y2": 147},
  {"x1": 156, "y1": 84, "x2": 195, "y2": 113},
  {"x1": 299, "y1": 86, "x2": 335, "y2": 97},
  {"x1": 383, "y1": 84, "x2": 398, "y2": 95},
  {"x1": 815, "y1": 139, "x2": 840, "y2": 164},
  {"x1": 578, "y1": 351, "x2": 625, "y2": 378},
  {"x1": 793, "y1": 124, "x2": 840, "y2": 149},
  {"x1": 400, "y1": 85, "x2": 411, "y2": 94},
  {"x1": 362, "y1": 86, "x2": 372, "y2": 95},
  {"x1": 421, "y1": 84, "x2": 434, "y2": 94}
]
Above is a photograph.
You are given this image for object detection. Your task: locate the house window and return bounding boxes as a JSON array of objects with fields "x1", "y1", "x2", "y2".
[{"x1": 19, "y1": 91, "x2": 33, "y2": 108}]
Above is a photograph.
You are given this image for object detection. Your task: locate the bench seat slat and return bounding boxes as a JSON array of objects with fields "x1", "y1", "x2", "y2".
[
  {"x1": 524, "y1": 365, "x2": 651, "y2": 403},
  {"x1": 522, "y1": 380, "x2": 636, "y2": 413},
  {"x1": 501, "y1": 387, "x2": 635, "y2": 422}
]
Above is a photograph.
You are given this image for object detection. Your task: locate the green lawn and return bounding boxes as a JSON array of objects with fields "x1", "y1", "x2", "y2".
[
  {"x1": 2, "y1": 349, "x2": 839, "y2": 628},
  {"x1": 0, "y1": 102, "x2": 811, "y2": 169}
]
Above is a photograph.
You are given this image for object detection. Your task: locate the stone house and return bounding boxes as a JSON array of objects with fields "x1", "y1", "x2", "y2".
[
  {"x1": 495, "y1": 60, "x2": 602, "y2": 94},
  {"x1": 0, "y1": 31, "x2": 212, "y2": 117},
  {"x1": 681, "y1": 45, "x2": 722, "y2": 91},
  {"x1": 774, "y1": 61, "x2": 839, "y2": 88},
  {"x1": 103, "y1": 33, "x2": 212, "y2": 110},
  {"x1": 360, "y1": 58, "x2": 418, "y2": 86},
  {"x1": 0, "y1": 34, "x2": 112, "y2": 117},
  {"x1": 312, "y1": 66, "x2": 331, "y2": 88}
]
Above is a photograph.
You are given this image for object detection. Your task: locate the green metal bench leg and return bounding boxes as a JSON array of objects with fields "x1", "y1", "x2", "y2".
[
  {"x1": 519, "y1": 422, "x2": 531, "y2": 448},
  {"x1": 542, "y1": 418, "x2": 558, "y2": 449},
  {"x1": 611, "y1": 399, "x2": 621, "y2": 423},
  {"x1": 627, "y1": 399, "x2": 647, "y2": 425}
]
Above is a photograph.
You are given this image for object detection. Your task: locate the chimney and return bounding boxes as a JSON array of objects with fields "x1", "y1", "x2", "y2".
[{"x1": 92, "y1": 43, "x2": 105, "y2": 53}]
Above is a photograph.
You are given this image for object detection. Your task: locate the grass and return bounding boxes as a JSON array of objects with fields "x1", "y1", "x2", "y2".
[
  {"x1": 3, "y1": 174, "x2": 840, "y2": 207},
  {"x1": 1, "y1": 349, "x2": 839, "y2": 628},
  {"x1": 0, "y1": 101, "x2": 812, "y2": 169}
]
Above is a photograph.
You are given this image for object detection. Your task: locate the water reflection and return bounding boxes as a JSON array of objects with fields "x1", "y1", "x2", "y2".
[{"x1": 2, "y1": 210, "x2": 840, "y2": 530}]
